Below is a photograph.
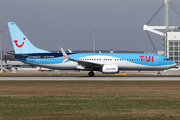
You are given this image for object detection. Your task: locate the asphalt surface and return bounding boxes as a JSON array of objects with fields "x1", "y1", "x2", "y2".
[
  {"x1": 0, "y1": 76, "x2": 180, "y2": 81},
  {"x1": 0, "y1": 69, "x2": 180, "y2": 80}
]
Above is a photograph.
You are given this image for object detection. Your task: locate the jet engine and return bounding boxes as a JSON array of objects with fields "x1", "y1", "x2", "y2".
[{"x1": 102, "y1": 64, "x2": 119, "y2": 74}]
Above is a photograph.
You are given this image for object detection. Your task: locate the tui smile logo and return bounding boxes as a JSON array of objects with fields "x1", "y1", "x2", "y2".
[{"x1": 14, "y1": 38, "x2": 26, "y2": 47}]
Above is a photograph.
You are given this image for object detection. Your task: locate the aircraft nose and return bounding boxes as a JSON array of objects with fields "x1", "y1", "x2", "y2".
[{"x1": 171, "y1": 61, "x2": 177, "y2": 67}]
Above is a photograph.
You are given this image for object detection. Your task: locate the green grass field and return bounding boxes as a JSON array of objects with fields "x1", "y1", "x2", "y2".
[{"x1": 0, "y1": 81, "x2": 180, "y2": 120}]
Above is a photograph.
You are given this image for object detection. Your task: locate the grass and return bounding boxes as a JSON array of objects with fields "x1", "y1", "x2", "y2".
[{"x1": 0, "y1": 81, "x2": 180, "y2": 119}]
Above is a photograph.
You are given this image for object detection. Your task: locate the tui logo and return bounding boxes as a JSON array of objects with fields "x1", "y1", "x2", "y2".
[
  {"x1": 139, "y1": 56, "x2": 154, "y2": 62},
  {"x1": 14, "y1": 38, "x2": 26, "y2": 48}
]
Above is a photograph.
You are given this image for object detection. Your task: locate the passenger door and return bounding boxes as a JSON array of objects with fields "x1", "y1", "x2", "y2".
[
  {"x1": 36, "y1": 56, "x2": 41, "y2": 64},
  {"x1": 155, "y1": 56, "x2": 159, "y2": 65}
]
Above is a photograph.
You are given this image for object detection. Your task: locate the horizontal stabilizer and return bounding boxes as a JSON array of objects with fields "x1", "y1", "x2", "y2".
[{"x1": 6, "y1": 52, "x2": 28, "y2": 58}]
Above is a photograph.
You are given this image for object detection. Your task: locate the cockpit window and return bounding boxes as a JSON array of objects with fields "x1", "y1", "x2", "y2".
[{"x1": 164, "y1": 58, "x2": 169, "y2": 61}]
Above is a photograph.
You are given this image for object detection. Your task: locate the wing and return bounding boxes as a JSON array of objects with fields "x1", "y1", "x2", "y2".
[{"x1": 60, "y1": 47, "x2": 103, "y2": 70}]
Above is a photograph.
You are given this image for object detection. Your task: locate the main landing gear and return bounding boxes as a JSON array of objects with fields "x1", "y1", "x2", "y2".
[{"x1": 89, "y1": 71, "x2": 94, "y2": 77}]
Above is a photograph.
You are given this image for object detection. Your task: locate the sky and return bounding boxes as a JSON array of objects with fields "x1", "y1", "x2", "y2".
[{"x1": 0, "y1": 0, "x2": 180, "y2": 52}]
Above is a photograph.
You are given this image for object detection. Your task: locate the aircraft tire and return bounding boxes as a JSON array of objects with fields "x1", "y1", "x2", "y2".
[
  {"x1": 89, "y1": 71, "x2": 94, "y2": 76},
  {"x1": 157, "y1": 72, "x2": 161, "y2": 77}
]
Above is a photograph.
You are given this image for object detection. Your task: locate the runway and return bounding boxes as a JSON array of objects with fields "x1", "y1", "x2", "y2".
[
  {"x1": 0, "y1": 76, "x2": 180, "y2": 80},
  {"x1": 0, "y1": 69, "x2": 180, "y2": 80}
]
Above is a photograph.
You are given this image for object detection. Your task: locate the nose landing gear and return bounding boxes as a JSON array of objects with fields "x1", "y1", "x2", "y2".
[{"x1": 157, "y1": 71, "x2": 161, "y2": 77}]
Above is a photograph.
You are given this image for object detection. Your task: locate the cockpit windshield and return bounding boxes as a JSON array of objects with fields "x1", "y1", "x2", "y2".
[{"x1": 164, "y1": 58, "x2": 169, "y2": 61}]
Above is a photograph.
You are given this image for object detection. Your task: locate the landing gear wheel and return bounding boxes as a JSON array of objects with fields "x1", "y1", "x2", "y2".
[
  {"x1": 157, "y1": 72, "x2": 161, "y2": 77},
  {"x1": 89, "y1": 71, "x2": 94, "y2": 77}
]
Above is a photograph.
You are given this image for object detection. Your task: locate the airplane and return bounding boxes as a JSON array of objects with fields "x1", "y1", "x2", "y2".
[{"x1": 7, "y1": 22, "x2": 177, "y2": 76}]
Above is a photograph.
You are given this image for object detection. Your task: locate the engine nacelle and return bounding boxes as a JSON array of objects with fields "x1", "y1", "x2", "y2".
[{"x1": 102, "y1": 65, "x2": 119, "y2": 74}]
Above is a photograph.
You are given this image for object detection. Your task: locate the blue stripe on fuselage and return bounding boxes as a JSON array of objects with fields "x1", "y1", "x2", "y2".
[{"x1": 21, "y1": 53, "x2": 75, "y2": 58}]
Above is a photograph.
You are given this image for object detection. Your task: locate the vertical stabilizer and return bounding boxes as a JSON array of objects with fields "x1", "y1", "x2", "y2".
[{"x1": 8, "y1": 22, "x2": 51, "y2": 54}]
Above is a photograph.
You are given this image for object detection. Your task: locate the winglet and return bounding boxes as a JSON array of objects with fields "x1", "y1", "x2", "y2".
[
  {"x1": 68, "y1": 49, "x2": 73, "y2": 53},
  {"x1": 60, "y1": 47, "x2": 70, "y2": 60}
]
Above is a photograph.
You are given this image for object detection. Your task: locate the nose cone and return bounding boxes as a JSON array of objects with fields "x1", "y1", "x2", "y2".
[{"x1": 170, "y1": 60, "x2": 177, "y2": 67}]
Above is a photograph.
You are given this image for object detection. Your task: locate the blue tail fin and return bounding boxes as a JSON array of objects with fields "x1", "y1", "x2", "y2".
[{"x1": 8, "y1": 22, "x2": 50, "y2": 54}]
